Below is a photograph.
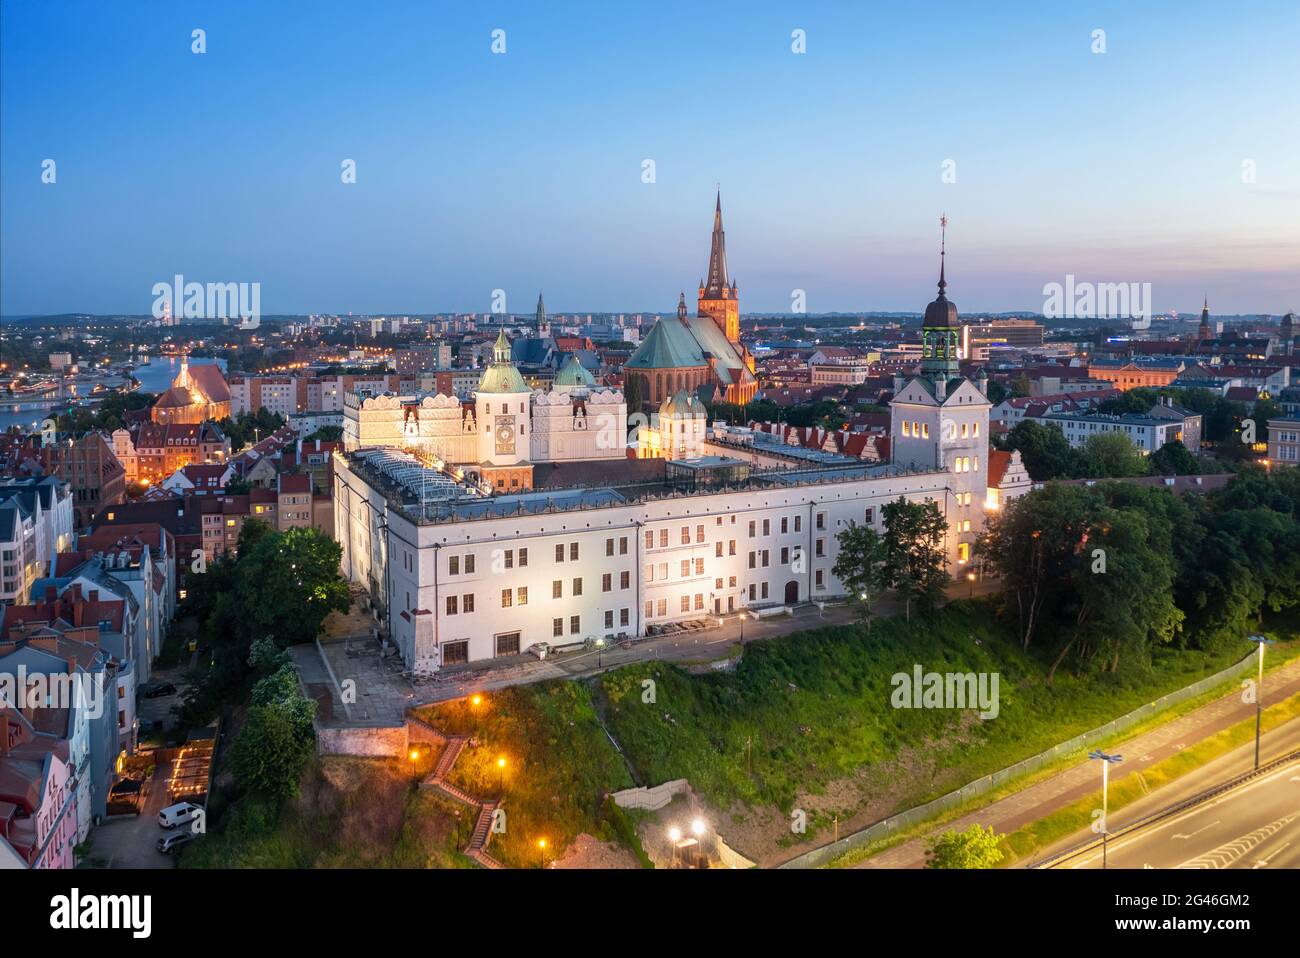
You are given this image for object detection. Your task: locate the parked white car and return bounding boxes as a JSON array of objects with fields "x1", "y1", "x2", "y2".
[{"x1": 158, "y1": 802, "x2": 203, "y2": 830}]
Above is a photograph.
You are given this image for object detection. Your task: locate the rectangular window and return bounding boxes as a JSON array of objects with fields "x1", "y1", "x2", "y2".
[
  {"x1": 761, "y1": 582, "x2": 769, "y2": 599},
  {"x1": 519, "y1": 547, "x2": 527, "y2": 567},
  {"x1": 762, "y1": 550, "x2": 770, "y2": 567},
  {"x1": 465, "y1": 554, "x2": 475, "y2": 574},
  {"x1": 659, "y1": 529, "x2": 668, "y2": 548},
  {"x1": 645, "y1": 531, "x2": 654, "y2": 550},
  {"x1": 715, "y1": 542, "x2": 723, "y2": 557},
  {"x1": 504, "y1": 550, "x2": 514, "y2": 570},
  {"x1": 681, "y1": 526, "x2": 690, "y2": 544},
  {"x1": 695, "y1": 524, "x2": 705, "y2": 543},
  {"x1": 464, "y1": 594, "x2": 475, "y2": 613},
  {"x1": 781, "y1": 517, "x2": 788, "y2": 534},
  {"x1": 501, "y1": 589, "x2": 513, "y2": 608},
  {"x1": 572, "y1": 577, "x2": 582, "y2": 596},
  {"x1": 763, "y1": 519, "x2": 770, "y2": 536},
  {"x1": 570, "y1": 615, "x2": 581, "y2": 635},
  {"x1": 865, "y1": 507, "x2": 874, "y2": 525},
  {"x1": 749, "y1": 552, "x2": 756, "y2": 569},
  {"x1": 816, "y1": 570, "x2": 825, "y2": 590},
  {"x1": 602, "y1": 573, "x2": 612, "y2": 592},
  {"x1": 518, "y1": 586, "x2": 528, "y2": 606},
  {"x1": 794, "y1": 515, "x2": 802, "y2": 532},
  {"x1": 729, "y1": 540, "x2": 736, "y2": 556},
  {"x1": 553, "y1": 618, "x2": 564, "y2": 637},
  {"x1": 570, "y1": 542, "x2": 579, "y2": 561},
  {"x1": 495, "y1": 632, "x2": 520, "y2": 657},
  {"x1": 657, "y1": 599, "x2": 667, "y2": 616},
  {"x1": 620, "y1": 571, "x2": 630, "y2": 589},
  {"x1": 645, "y1": 600, "x2": 653, "y2": 620},
  {"x1": 556, "y1": 544, "x2": 565, "y2": 562},
  {"x1": 605, "y1": 610, "x2": 614, "y2": 629},
  {"x1": 446, "y1": 595, "x2": 458, "y2": 615},
  {"x1": 681, "y1": 559, "x2": 691, "y2": 577},
  {"x1": 781, "y1": 547, "x2": 790, "y2": 564},
  {"x1": 658, "y1": 562, "x2": 668, "y2": 580},
  {"x1": 606, "y1": 537, "x2": 615, "y2": 556},
  {"x1": 816, "y1": 512, "x2": 825, "y2": 530},
  {"x1": 449, "y1": 555, "x2": 460, "y2": 575},
  {"x1": 620, "y1": 608, "x2": 630, "y2": 626},
  {"x1": 681, "y1": 595, "x2": 691, "y2": 612},
  {"x1": 694, "y1": 558, "x2": 704, "y2": 575},
  {"x1": 553, "y1": 580, "x2": 563, "y2": 599},
  {"x1": 443, "y1": 640, "x2": 469, "y2": 665},
  {"x1": 748, "y1": 583, "x2": 756, "y2": 601},
  {"x1": 619, "y1": 536, "x2": 628, "y2": 555},
  {"x1": 816, "y1": 538, "x2": 825, "y2": 557}
]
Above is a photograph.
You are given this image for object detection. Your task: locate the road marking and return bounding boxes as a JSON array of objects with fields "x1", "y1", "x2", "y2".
[
  {"x1": 1177, "y1": 814, "x2": 1297, "y2": 869},
  {"x1": 1251, "y1": 842, "x2": 1289, "y2": 869},
  {"x1": 1172, "y1": 821, "x2": 1219, "y2": 840}
]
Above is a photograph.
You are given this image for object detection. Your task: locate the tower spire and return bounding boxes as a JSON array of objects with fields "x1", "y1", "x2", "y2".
[
  {"x1": 704, "y1": 189, "x2": 729, "y2": 295},
  {"x1": 938, "y1": 214, "x2": 948, "y2": 297}
]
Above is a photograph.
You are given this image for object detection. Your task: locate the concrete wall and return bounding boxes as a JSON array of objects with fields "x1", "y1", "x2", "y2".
[{"x1": 315, "y1": 724, "x2": 407, "y2": 758}]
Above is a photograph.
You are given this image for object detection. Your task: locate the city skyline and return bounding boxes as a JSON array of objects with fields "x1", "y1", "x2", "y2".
[{"x1": 3, "y1": 1, "x2": 1298, "y2": 315}]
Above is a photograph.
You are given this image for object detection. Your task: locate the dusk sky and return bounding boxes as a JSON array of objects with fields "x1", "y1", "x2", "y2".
[{"x1": 2, "y1": 0, "x2": 1297, "y2": 317}]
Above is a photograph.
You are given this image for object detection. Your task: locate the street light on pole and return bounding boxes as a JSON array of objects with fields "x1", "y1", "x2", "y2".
[
  {"x1": 1247, "y1": 635, "x2": 1275, "y2": 771},
  {"x1": 595, "y1": 637, "x2": 605, "y2": 669},
  {"x1": 1088, "y1": 749, "x2": 1123, "y2": 869}
]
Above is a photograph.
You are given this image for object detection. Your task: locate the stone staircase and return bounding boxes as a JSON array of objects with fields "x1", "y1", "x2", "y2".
[{"x1": 407, "y1": 711, "x2": 505, "y2": 869}]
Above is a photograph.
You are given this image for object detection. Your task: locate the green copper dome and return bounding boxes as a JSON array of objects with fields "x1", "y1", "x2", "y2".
[{"x1": 554, "y1": 354, "x2": 596, "y2": 388}]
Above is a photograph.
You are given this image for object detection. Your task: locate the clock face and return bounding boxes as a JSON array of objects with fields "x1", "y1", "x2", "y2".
[{"x1": 494, "y1": 415, "x2": 515, "y2": 455}]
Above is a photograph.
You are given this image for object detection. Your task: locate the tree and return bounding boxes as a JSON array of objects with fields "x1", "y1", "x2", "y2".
[
  {"x1": 996, "y1": 419, "x2": 1082, "y2": 481},
  {"x1": 237, "y1": 528, "x2": 351, "y2": 649},
  {"x1": 978, "y1": 484, "x2": 1101, "y2": 650},
  {"x1": 1150, "y1": 439, "x2": 1199, "y2": 476},
  {"x1": 1080, "y1": 432, "x2": 1148, "y2": 478},
  {"x1": 232, "y1": 697, "x2": 315, "y2": 801},
  {"x1": 1096, "y1": 387, "x2": 1159, "y2": 416},
  {"x1": 879, "y1": 498, "x2": 949, "y2": 621},
  {"x1": 303, "y1": 425, "x2": 343, "y2": 443},
  {"x1": 831, "y1": 522, "x2": 888, "y2": 614},
  {"x1": 925, "y1": 825, "x2": 1004, "y2": 869}
]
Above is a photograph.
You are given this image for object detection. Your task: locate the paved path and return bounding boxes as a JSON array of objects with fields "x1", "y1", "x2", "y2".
[{"x1": 853, "y1": 656, "x2": 1300, "y2": 869}]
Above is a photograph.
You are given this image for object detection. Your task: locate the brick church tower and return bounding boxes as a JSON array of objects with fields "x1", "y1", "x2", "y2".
[{"x1": 697, "y1": 191, "x2": 741, "y2": 344}]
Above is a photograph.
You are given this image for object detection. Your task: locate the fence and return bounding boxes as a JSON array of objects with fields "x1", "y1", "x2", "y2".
[{"x1": 779, "y1": 649, "x2": 1259, "y2": 869}]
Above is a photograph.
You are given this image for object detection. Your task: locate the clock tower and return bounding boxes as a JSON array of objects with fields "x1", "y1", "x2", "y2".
[{"x1": 475, "y1": 327, "x2": 534, "y2": 492}]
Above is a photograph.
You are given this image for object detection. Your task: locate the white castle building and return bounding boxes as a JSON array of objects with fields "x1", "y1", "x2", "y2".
[
  {"x1": 333, "y1": 241, "x2": 1028, "y2": 673},
  {"x1": 343, "y1": 331, "x2": 627, "y2": 491}
]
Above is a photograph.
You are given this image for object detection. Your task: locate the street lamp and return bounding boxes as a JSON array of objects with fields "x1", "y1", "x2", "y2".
[
  {"x1": 966, "y1": 570, "x2": 976, "y2": 598},
  {"x1": 1088, "y1": 749, "x2": 1123, "y2": 869},
  {"x1": 496, "y1": 755, "x2": 507, "y2": 792},
  {"x1": 1248, "y1": 635, "x2": 1275, "y2": 771},
  {"x1": 595, "y1": 637, "x2": 605, "y2": 669},
  {"x1": 470, "y1": 693, "x2": 482, "y2": 709},
  {"x1": 537, "y1": 837, "x2": 548, "y2": 869}
]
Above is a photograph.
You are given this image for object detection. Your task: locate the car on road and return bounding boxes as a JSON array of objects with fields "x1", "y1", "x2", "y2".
[
  {"x1": 158, "y1": 802, "x2": 203, "y2": 829},
  {"x1": 141, "y1": 682, "x2": 177, "y2": 698},
  {"x1": 156, "y1": 830, "x2": 201, "y2": 854}
]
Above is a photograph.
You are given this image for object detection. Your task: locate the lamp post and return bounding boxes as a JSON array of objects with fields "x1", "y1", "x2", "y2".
[
  {"x1": 537, "y1": 838, "x2": 547, "y2": 869},
  {"x1": 595, "y1": 637, "x2": 605, "y2": 669},
  {"x1": 966, "y1": 570, "x2": 976, "y2": 598},
  {"x1": 1088, "y1": 750, "x2": 1123, "y2": 869},
  {"x1": 1248, "y1": 635, "x2": 1275, "y2": 771},
  {"x1": 496, "y1": 755, "x2": 506, "y2": 793}
]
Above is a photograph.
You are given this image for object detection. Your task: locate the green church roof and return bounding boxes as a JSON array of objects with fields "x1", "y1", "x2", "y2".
[{"x1": 626, "y1": 318, "x2": 707, "y2": 370}]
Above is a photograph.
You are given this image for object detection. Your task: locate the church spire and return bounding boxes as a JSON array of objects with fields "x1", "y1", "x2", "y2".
[
  {"x1": 704, "y1": 189, "x2": 730, "y2": 296},
  {"x1": 535, "y1": 292, "x2": 548, "y2": 336}
]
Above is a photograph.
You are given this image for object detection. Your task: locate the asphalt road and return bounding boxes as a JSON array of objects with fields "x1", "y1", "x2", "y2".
[{"x1": 1056, "y1": 745, "x2": 1300, "y2": 870}]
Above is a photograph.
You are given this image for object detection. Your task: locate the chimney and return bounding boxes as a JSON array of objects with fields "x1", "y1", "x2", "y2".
[
  {"x1": 44, "y1": 585, "x2": 57, "y2": 604},
  {"x1": 89, "y1": 590, "x2": 99, "y2": 603}
]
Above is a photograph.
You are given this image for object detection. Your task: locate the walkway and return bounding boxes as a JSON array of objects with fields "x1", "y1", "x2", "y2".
[{"x1": 411, "y1": 711, "x2": 504, "y2": 868}]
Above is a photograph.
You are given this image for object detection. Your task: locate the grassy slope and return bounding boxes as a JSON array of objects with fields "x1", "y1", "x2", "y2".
[
  {"x1": 595, "y1": 602, "x2": 1297, "y2": 829},
  {"x1": 180, "y1": 757, "x2": 471, "y2": 868},
  {"x1": 416, "y1": 679, "x2": 636, "y2": 868}
]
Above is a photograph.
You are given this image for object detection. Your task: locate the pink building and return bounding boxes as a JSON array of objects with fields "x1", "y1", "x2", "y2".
[{"x1": 0, "y1": 708, "x2": 80, "y2": 869}]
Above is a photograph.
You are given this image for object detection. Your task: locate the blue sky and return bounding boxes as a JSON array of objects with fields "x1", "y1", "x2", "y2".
[{"x1": 2, "y1": 0, "x2": 1297, "y2": 316}]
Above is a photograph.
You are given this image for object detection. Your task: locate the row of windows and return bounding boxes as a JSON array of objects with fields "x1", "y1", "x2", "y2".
[{"x1": 952, "y1": 456, "x2": 980, "y2": 474}]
